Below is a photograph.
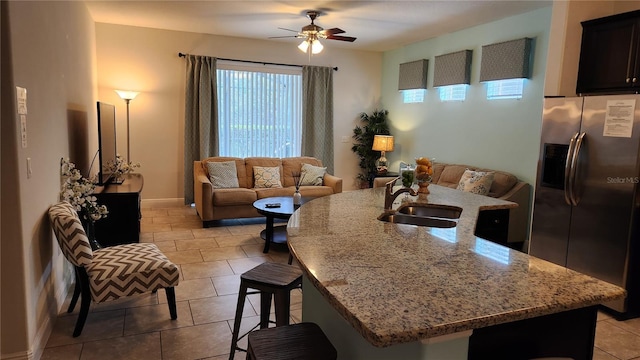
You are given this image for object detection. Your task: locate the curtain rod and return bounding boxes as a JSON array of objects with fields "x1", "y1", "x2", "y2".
[{"x1": 178, "y1": 52, "x2": 338, "y2": 71}]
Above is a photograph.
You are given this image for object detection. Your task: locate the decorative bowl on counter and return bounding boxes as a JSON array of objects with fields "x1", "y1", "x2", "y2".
[{"x1": 415, "y1": 157, "x2": 434, "y2": 194}]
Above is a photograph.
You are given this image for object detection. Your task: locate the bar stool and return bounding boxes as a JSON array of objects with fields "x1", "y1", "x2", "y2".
[
  {"x1": 247, "y1": 322, "x2": 337, "y2": 360},
  {"x1": 228, "y1": 262, "x2": 303, "y2": 359}
]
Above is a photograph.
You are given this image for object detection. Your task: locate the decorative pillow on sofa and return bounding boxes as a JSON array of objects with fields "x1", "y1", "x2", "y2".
[
  {"x1": 457, "y1": 169, "x2": 495, "y2": 196},
  {"x1": 253, "y1": 166, "x2": 283, "y2": 188},
  {"x1": 300, "y1": 163, "x2": 326, "y2": 186},
  {"x1": 206, "y1": 161, "x2": 239, "y2": 189}
]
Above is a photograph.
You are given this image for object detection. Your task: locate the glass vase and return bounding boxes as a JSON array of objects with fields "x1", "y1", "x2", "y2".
[
  {"x1": 399, "y1": 163, "x2": 415, "y2": 188},
  {"x1": 293, "y1": 189, "x2": 302, "y2": 206},
  {"x1": 81, "y1": 217, "x2": 103, "y2": 251}
]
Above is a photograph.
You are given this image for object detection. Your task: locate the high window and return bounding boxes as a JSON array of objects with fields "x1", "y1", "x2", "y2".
[
  {"x1": 486, "y1": 78, "x2": 525, "y2": 100},
  {"x1": 438, "y1": 84, "x2": 467, "y2": 102},
  {"x1": 216, "y1": 63, "x2": 302, "y2": 158},
  {"x1": 402, "y1": 89, "x2": 426, "y2": 103}
]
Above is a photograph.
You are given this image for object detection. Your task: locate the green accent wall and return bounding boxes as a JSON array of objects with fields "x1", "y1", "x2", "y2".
[{"x1": 381, "y1": 6, "x2": 553, "y2": 187}]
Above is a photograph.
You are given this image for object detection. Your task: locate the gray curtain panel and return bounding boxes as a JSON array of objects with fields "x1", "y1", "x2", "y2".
[
  {"x1": 183, "y1": 55, "x2": 218, "y2": 205},
  {"x1": 301, "y1": 66, "x2": 334, "y2": 174}
]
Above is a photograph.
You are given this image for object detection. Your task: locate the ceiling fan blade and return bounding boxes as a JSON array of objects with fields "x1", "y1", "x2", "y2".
[
  {"x1": 269, "y1": 35, "x2": 300, "y2": 39},
  {"x1": 322, "y1": 28, "x2": 345, "y2": 35},
  {"x1": 326, "y1": 35, "x2": 357, "y2": 42},
  {"x1": 278, "y1": 27, "x2": 300, "y2": 33}
]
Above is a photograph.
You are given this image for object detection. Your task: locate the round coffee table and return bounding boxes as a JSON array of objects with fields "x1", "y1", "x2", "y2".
[{"x1": 253, "y1": 196, "x2": 309, "y2": 254}]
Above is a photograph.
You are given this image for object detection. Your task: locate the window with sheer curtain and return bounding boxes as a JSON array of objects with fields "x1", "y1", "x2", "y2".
[{"x1": 216, "y1": 63, "x2": 303, "y2": 158}]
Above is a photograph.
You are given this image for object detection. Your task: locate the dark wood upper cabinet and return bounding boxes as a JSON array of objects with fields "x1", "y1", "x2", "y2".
[{"x1": 576, "y1": 10, "x2": 640, "y2": 94}]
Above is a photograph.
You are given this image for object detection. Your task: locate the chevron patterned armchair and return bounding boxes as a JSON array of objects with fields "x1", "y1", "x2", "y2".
[{"x1": 48, "y1": 202, "x2": 180, "y2": 337}]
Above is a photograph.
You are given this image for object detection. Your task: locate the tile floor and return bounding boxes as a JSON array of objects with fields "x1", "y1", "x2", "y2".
[{"x1": 41, "y1": 204, "x2": 640, "y2": 360}]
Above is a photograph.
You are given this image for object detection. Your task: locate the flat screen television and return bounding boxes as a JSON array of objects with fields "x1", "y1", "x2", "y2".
[{"x1": 97, "y1": 101, "x2": 117, "y2": 185}]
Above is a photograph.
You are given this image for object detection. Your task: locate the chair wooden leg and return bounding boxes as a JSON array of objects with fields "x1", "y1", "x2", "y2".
[
  {"x1": 260, "y1": 292, "x2": 272, "y2": 329},
  {"x1": 73, "y1": 268, "x2": 91, "y2": 337},
  {"x1": 229, "y1": 284, "x2": 248, "y2": 360},
  {"x1": 165, "y1": 287, "x2": 177, "y2": 320},
  {"x1": 67, "y1": 268, "x2": 81, "y2": 313},
  {"x1": 274, "y1": 290, "x2": 291, "y2": 327}
]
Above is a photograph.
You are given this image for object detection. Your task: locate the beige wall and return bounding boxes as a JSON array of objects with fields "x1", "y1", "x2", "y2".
[
  {"x1": 95, "y1": 24, "x2": 383, "y2": 198},
  {"x1": 544, "y1": 0, "x2": 640, "y2": 96},
  {"x1": 1, "y1": 1, "x2": 97, "y2": 359},
  {"x1": 3, "y1": 2, "x2": 639, "y2": 359}
]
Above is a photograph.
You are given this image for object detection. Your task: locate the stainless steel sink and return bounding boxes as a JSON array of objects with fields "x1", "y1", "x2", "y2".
[
  {"x1": 396, "y1": 204, "x2": 462, "y2": 220},
  {"x1": 377, "y1": 213, "x2": 457, "y2": 228}
]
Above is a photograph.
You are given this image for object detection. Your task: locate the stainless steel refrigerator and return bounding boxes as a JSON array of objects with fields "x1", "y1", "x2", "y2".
[{"x1": 530, "y1": 94, "x2": 640, "y2": 316}]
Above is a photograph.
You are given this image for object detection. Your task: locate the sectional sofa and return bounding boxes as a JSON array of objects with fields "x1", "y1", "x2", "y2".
[
  {"x1": 374, "y1": 162, "x2": 531, "y2": 245},
  {"x1": 194, "y1": 156, "x2": 342, "y2": 226}
]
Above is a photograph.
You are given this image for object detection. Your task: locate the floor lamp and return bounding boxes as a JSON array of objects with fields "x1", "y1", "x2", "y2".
[{"x1": 115, "y1": 90, "x2": 140, "y2": 162}]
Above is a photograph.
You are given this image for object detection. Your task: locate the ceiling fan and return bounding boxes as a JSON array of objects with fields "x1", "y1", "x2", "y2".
[{"x1": 270, "y1": 10, "x2": 357, "y2": 54}]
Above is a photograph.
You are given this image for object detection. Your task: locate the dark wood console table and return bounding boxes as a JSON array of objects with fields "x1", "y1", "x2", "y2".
[{"x1": 94, "y1": 173, "x2": 143, "y2": 247}]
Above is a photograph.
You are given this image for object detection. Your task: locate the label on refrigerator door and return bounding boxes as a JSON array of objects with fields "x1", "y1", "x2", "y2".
[{"x1": 603, "y1": 99, "x2": 635, "y2": 138}]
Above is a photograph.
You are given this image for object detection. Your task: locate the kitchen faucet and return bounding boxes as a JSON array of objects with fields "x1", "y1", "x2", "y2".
[{"x1": 384, "y1": 176, "x2": 417, "y2": 211}]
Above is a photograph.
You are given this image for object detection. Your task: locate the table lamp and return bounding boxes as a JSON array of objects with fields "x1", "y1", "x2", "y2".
[{"x1": 372, "y1": 135, "x2": 394, "y2": 174}]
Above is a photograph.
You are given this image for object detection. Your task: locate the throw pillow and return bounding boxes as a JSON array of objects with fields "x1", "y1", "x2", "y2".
[
  {"x1": 456, "y1": 169, "x2": 495, "y2": 196},
  {"x1": 206, "y1": 161, "x2": 239, "y2": 189},
  {"x1": 300, "y1": 163, "x2": 326, "y2": 186},
  {"x1": 253, "y1": 166, "x2": 283, "y2": 188}
]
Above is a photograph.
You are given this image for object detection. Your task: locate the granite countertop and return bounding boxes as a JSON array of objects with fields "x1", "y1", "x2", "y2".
[{"x1": 287, "y1": 185, "x2": 626, "y2": 348}]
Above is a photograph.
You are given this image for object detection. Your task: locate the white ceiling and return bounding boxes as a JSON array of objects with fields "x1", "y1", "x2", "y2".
[{"x1": 85, "y1": 0, "x2": 551, "y2": 52}]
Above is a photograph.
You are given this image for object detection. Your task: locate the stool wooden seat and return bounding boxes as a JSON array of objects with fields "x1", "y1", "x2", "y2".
[
  {"x1": 247, "y1": 322, "x2": 337, "y2": 360},
  {"x1": 229, "y1": 262, "x2": 303, "y2": 359}
]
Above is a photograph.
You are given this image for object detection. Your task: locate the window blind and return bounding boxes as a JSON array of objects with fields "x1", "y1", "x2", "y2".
[
  {"x1": 480, "y1": 38, "x2": 533, "y2": 82},
  {"x1": 398, "y1": 59, "x2": 429, "y2": 90},
  {"x1": 433, "y1": 50, "x2": 472, "y2": 87},
  {"x1": 216, "y1": 67, "x2": 302, "y2": 158}
]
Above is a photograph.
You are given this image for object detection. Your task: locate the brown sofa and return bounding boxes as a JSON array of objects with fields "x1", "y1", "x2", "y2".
[
  {"x1": 374, "y1": 163, "x2": 531, "y2": 245},
  {"x1": 194, "y1": 156, "x2": 342, "y2": 225}
]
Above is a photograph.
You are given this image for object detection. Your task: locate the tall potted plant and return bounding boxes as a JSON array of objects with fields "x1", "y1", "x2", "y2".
[{"x1": 351, "y1": 109, "x2": 391, "y2": 188}]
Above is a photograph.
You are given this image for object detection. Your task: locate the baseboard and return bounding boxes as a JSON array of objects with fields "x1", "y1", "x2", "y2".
[
  {"x1": 140, "y1": 198, "x2": 186, "y2": 208},
  {"x1": 28, "y1": 273, "x2": 71, "y2": 360},
  {"x1": 30, "y1": 313, "x2": 51, "y2": 360},
  {"x1": 0, "y1": 315, "x2": 51, "y2": 360},
  {"x1": 0, "y1": 350, "x2": 33, "y2": 360}
]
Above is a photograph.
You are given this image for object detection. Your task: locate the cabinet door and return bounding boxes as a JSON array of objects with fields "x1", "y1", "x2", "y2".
[
  {"x1": 577, "y1": 18, "x2": 637, "y2": 94},
  {"x1": 632, "y1": 30, "x2": 640, "y2": 88},
  {"x1": 94, "y1": 192, "x2": 140, "y2": 246},
  {"x1": 93, "y1": 174, "x2": 143, "y2": 247}
]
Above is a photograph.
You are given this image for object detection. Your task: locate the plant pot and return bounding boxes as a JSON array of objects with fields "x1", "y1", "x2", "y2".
[
  {"x1": 80, "y1": 217, "x2": 103, "y2": 251},
  {"x1": 358, "y1": 180, "x2": 370, "y2": 189}
]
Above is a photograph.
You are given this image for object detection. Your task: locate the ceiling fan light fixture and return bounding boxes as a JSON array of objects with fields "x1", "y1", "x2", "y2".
[
  {"x1": 284, "y1": 10, "x2": 354, "y2": 55},
  {"x1": 298, "y1": 40, "x2": 309, "y2": 53},
  {"x1": 311, "y1": 39, "x2": 323, "y2": 54}
]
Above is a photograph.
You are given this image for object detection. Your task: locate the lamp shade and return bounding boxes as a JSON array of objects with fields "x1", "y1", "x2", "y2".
[
  {"x1": 298, "y1": 39, "x2": 324, "y2": 54},
  {"x1": 298, "y1": 40, "x2": 310, "y2": 53},
  {"x1": 311, "y1": 40, "x2": 323, "y2": 54},
  {"x1": 372, "y1": 135, "x2": 394, "y2": 152},
  {"x1": 115, "y1": 90, "x2": 140, "y2": 101}
]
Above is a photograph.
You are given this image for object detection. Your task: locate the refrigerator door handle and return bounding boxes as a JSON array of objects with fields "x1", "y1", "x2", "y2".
[
  {"x1": 564, "y1": 133, "x2": 579, "y2": 206},
  {"x1": 569, "y1": 132, "x2": 587, "y2": 206}
]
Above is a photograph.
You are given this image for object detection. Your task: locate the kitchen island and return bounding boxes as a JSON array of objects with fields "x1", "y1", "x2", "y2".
[{"x1": 287, "y1": 185, "x2": 625, "y2": 359}]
